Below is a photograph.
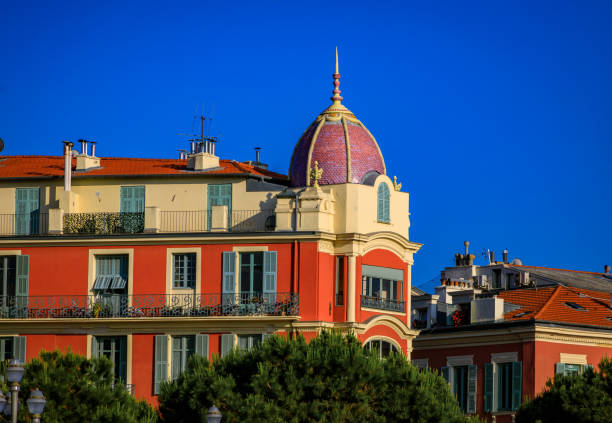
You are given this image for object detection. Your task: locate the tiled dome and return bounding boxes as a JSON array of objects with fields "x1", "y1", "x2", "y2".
[{"x1": 288, "y1": 52, "x2": 386, "y2": 187}]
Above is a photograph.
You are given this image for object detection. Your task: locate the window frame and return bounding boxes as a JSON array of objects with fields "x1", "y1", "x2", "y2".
[
  {"x1": 364, "y1": 338, "x2": 399, "y2": 359},
  {"x1": 172, "y1": 253, "x2": 197, "y2": 289},
  {"x1": 377, "y1": 182, "x2": 390, "y2": 223},
  {"x1": 171, "y1": 335, "x2": 195, "y2": 380}
]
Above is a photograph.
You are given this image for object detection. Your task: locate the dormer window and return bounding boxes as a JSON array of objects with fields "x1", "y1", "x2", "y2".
[
  {"x1": 377, "y1": 183, "x2": 390, "y2": 223},
  {"x1": 565, "y1": 302, "x2": 587, "y2": 311}
]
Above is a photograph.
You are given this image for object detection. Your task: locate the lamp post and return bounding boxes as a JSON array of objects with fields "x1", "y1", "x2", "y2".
[
  {"x1": 0, "y1": 391, "x2": 5, "y2": 414},
  {"x1": 206, "y1": 405, "x2": 222, "y2": 423},
  {"x1": 27, "y1": 389, "x2": 46, "y2": 423},
  {"x1": 6, "y1": 359, "x2": 24, "y2": 423}
]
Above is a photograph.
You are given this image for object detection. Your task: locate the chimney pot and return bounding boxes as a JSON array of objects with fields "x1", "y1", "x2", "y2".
[
  {"x1": 255, "y1": 147, "x2": 261, "y2": 163},
  {"x1": 464, "y1": 240, "x2": 470, "y2": 255},
  {"x1": 503, "y1": 249, "x2": 509, "y2": 264},
  {"x1": 90, "y1": 141, "x2": 97, "y2": 157},
  {"x1": 489, "y1": 251, "x2": 495, "y2": 264},
  {"x1": 78, "y1": 139, "x2": 88, "y2": 155},
  {"x1": 605, "y1": 265, "x2": 610, "y2": 274},
  {"x1": 62, "y1": 140, "x2": 73, "y2": 192}
]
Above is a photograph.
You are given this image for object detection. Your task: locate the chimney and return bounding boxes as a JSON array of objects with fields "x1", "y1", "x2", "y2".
[
  {"x1": 75, "y1": 139, "x2": 101, "y2": 171},
  {"x1": 255, "y1": 147, "x2": 261, "y2": 163},
  {"x1": 242, "y1": 146, "x2": 269, "y2": 170},
  {"x1": 464, "y1": 240, "x2": 470, "y2": 255},
  {"x1": 79, "y1": 139, "x2": 88, "y2": 156},
  {"x1": 62, "y1": 140, "x2": 73, "y2": 192},
  {"x1": 89, "y1": 141, "x2": 97, "y2": 157},
  {"x1": 605, "y1": 265, "x2": 610, "y2": 274},
  {"x1": 489, "y1": 251, "x2": 495, "y2": 264},
  {"x1": 503, "y1": 249, "x2": 508, "y2": 264}
]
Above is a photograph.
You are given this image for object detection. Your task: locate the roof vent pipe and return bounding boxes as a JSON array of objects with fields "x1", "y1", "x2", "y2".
[
  {"x1": 503, "y1": 249, "x2": 509, "y2": 264},
  {"x1": 489, "y1": 251, "x2": 495, "y2": 264},
  {"x1": 90, "y1": 141, "x2": 97, "y2": 157},
  {"x1": 62, "y1": 140, "x2": 73, "y2": 192},
  {"x1": 255, "y1": 147, "x2": 261, "y2": 163},
  {"x1": 605, "y1": 265, "x2": 610, "y2": 274},
  {"x1": 464, "y1": 240, "x2": 470, "y2": 256},
  {"x1": 78, "y1": 139, "x2": 88, "y2": 156}
]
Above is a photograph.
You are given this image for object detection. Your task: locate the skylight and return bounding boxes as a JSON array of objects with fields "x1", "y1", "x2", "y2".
[
  {"x1": 514, "y1": 310, "x2": 533, "y2": 318},
  {"x1": 565, "y1": 302, "x2": 587, "y2": 311}
]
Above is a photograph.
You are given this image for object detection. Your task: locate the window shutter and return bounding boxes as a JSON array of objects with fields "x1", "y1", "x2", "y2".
[
  {"x1": 207, "y1": 184, "x2": 232, "y2": 229},
  {"x1": 484, "y1": 363, "x2": 493, "y2": 412},
  {"x1": 467, "y1": 364, "x2": 477, "y2": 414},
  {"x1": 511, "y1": 361, "x2": 522, "y2": 410},
  {"x1": 195, "y1": 334, "x2": 209, "y2": 358},
  {"x1": 555, "y1": 362, "x2": 566, "y2": 375},
  {"x1": 222, "y1": 252, "x2": 236, "y2": 304},
  {"x1": 584, "y1": 364, "x2": 594, "y2": 373},
  {"x1": 171, "y1": 336, "x2": 181, "y2": 380},
  {"x1": 15, "y1": 255, "x2": 29, "y2": 317},
  {"x1": 15, "y1": 188, "x2": 39, "y2": 234},
  {"x1": 119, "y1": 336, "x2": 127, "y2": 383},
  {"x1": 262, "y1": 333, "x2": 273, "y2": 343},
  {"x1": 221, "y1": 334, "x2": 234, "y2": 357},
  {"x1": 13, "y1": 336, "x2": 26, "y2": 363},
  {"x1": 154, "y1": 335, "x2": 168, "y2": 395},
  {"x1": 441, "y1": 366, "x2": 450, "y2": 384},
  {"x1": 263, "y1": 251, "x2": 277, "y2": 308},
  {"x1": 92, "y1": 336, "x2": 99, "y2": 358}
]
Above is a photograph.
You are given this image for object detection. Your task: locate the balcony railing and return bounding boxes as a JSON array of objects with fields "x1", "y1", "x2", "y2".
[
  {"x1": 0, "y1": 292, "x2": 299, "y2": 319},
  {"x1": 0, "y1": 212, "x2": 49, "y2": 235},
  {"x1": 159, "y1": 209, "x2": 275, "y2": 233},
  {"x1": 360, "y1": 295, "x2": 406, "y2": 313},
  {"x1": 64, "y1": 212, "x2": 144, "y2": 235}
]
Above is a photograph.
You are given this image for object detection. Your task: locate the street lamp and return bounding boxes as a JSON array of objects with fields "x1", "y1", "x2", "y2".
[
  {"x1": 206, "y1": 405, "x2": 222, "y2": 423},
  {"x1": 27, "y1": 389, "x2": 46, "y2": 423},
  {"x1": 6, "y1": 359, "x2": 24, "y2": 423}
]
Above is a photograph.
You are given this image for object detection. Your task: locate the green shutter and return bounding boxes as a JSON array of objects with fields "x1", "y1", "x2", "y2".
[
  {"x1": 222, "y1": 252, "x2": 236, "y2": 303},
  {"x1": 15, "y1": 188, "x2": 40, "y2": 234},
  {"x1": 207, "y1": 184, "x2": 232, "y2": 229},
  {"x1": 263, "y1": 251, "x2": 277, "y2": 308},
  {"x1": 92, "y1": 336, "x2": 99, "y2": 358},
  {"x1": 13, "y1": 336, "x2": 26, "y2": 363},
  {"x1": 377, "y1": 183, "x2": 390, "y2": 223},
  {"x1": 15, "y1": 255, "x2": 29, "y2": 317},
  {"x1": 171, "y1": 337, "x2": 181, "y2": 380},
  {"x1": 120, "y1": 186, "x2": 145, "y2": 213},
  {"x1": 195, "y1": 334, "x2": 209, "y2": 358},
  {"x1": 221, "y1": 334, "x2": 234, "y2": 357},
  {"x1": 154, "y1": 335, "x2": 168, "y2": 395},
  {"x1": 441, "y1": 366, "x2": 450, "y2": 384},
  {"x1": 555, "y1": 362, "x2": 566, "y2": 375},
  {"x1": 484, "y1": 363, "x2": 493, "y2": 412},
  {"x1": 511, "y1": 361, "x2": 522, "y2": 410},
  {"x1": 118, "y1": 336, "x2": 127, "y2": 382},
  {"x1": 467, "y1": 364, "x2": 477, "y2": 414}
]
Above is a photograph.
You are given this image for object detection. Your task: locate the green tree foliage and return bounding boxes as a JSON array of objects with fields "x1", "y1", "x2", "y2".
[
  {"x1": 159, "y1": 331, "x2": 478, "y2": 423},
  {"x1": 516, "y1": 358, "x2": 612, "y2": 423},
  {"x1": 0, "y1": 350, "x2": 157, "y2": 423}
]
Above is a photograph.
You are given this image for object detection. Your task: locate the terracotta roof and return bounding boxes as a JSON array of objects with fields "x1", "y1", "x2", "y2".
[
  {"x1": 0, "y1": 156, "x2": 288, "y2": 181},
  {"x1": 498, "y1": 286, "x2": 612, "y2": 328}
]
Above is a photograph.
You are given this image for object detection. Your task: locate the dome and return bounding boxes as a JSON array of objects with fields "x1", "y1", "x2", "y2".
[{"x1": 289, "y1": 51, "x2": 386, "y2": 187}]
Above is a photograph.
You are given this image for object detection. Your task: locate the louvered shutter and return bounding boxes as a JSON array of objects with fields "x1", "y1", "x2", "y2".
[
  {"x1": 484, "y1": 363, "x2": 493, "y2": 412},
  {"x1": 441, "y1": 366, "x2": 450, "y2": 384},
  {"x1": 511, "y1": 361, "x2": 522, "y2": 410},
  {"x1": 263, "y1": 251, "x2": 277, "y2": 309},
  {"x1": 221, "y1": 334, "x2": 234, "y2": 357},
  {"x1": 467, "y1": 364, "x2": 477, "y2": 414},
  {"x1": 555, "y1": 362, "x2": 566, "y2": 376},
  {"x1": 118, "y1": 336, "x2": 127, "y2": 382},
  {"x1": 171, "y1": 336, "x2": 181, "y2": 380},
  {"x1": 15, "y1": 188, "x2": 39, "y2": 234},
  {"x1": 120, "y1": 186, "x2": 145, "y2": 213},
  {"x1": 13, "y1": 336, "x2": 26, "y2": 363},
  {"x1": 207, "y1": 184, "x2": 232, "y2": 229},
  {"x1": 154, "y1": 335, "x2": 168, "y2": 395},
  {"x1": 15, "y1": 255, "x2": 29, "y2": 317},
  {"x1": 92, "y1": 336, "x2": 99, "y2": 358},
  {"x1": 195, "y1": 334, "x2": 209, "y2": 358},
  {"x1": 222, "y1": 252, "x2": 236, "y2": 306}
]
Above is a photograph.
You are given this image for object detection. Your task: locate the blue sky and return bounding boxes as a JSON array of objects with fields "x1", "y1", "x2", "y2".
[{"x1": 1, "y1": 1, "x2": 611, "y2": 290}]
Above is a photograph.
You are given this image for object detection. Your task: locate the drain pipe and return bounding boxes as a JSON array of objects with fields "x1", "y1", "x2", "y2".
[{"x1": 62, "y1": 140, "x2": 74, "y2": 192}]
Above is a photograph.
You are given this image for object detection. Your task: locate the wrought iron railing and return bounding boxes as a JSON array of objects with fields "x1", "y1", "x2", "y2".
[
  {"x1": 412, "y1": 319, "x2": 428, "y2": 329},
  {"x1": 159, "y1": 209, "x2": 275, "y2": 233},
  {"x1": 0, "y1": 212, "x2": 49, "y2": 235},
  {"x1": 360, "y1": 295, "x2": 406, "y2": 313},
  {"x1": 63, "y1": 212, "x2": 144, "y2": 234},
  {"x1": 0, "y1": 292, "x2": 299, "y2": 319}
]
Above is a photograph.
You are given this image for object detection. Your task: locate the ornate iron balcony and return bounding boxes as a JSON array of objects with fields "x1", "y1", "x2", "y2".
[
  {"x1": 0, "y1": 292, "x2": 299, "y2": 319},
  {"x1": 360, "y1": 295, "x2": 406, "y2": 313},
  {"x1": 64, "y1": 212, "x2": 145, "y2": 234}
]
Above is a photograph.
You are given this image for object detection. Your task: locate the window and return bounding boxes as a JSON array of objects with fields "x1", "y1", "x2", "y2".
[
  {"x1": 240, "y1": 252, "x2": 263, "y2": 294},
  {"x1": 15, "y1": 188, "x2": 40, "y2": 235},
  {"x1": 361, "y1": 265, "x2": 404, "y2": 312},
  {"x1": 556, "y1": 363, "x2": 592, "y2": 377},
  {"x1": 222, "y1": 251, "x2": 277, "y2": 309},
  {"x1": 565, "y1": 302, "x2": 587, "y2": 311},
  {"x1": 119, "y1": 186, "x2": 145, "y2": 233},
  {"x1": 492, "y1": 269, "x2": 502, "y2": 289},
  {"x1": 484, "y1": 360, "x2": 522, "y2": 413},
  {"x1": 364, "y1": 339, "x2": 398, "y2": 359},
  {"x1": 335, "y1": 256, "x2": 344, "y2": 306},
  {"x1": 0, "y1": 255, "x2": 29, "y2": 317},
  {"x1": 93, "y1": 336, "x2": 127, "y2": 382},
  {"x1": 441, "y1": 359, "x2": 477, "y2": 414},
  {"x1": 207, "y1": 184, "x2": 232, "y2": 229},
  {"x1": 172, "y1": 335, "x2": 195, "y2": 380},
  {"x1": 238, "y1": 334, "x2": 263, "y2": 351},
  {"x1": 93, "y1": 255, "x2": 128, "y2": 316},
  {"x1": 0, "y1": 336, "x2": 26, "y2": 363},
  {"x1": 377, "y1": 183, "x2": 390, "y2": 223},
  {"x1": 173, "y1": 254, "x2": 196, "y2": 289}
]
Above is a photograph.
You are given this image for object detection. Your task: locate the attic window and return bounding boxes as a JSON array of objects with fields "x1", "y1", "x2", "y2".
[
  {"x1": 514, "y1": 311, "x2": 533, "y2": 318},
  {"x1": 565, "y1": 302, "x2": 587, "y2": 311},
  {"x1": 606, "y1": 317, "x2": 612, "y2": 322}
]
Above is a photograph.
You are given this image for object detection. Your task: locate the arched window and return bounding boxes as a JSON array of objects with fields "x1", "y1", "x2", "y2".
[
  {"x1": 377, "y1": 183, "x2": 390, "y2": 223},
  {"x1": 364, "y1": 339, "x2": 399, "y2": 359}
]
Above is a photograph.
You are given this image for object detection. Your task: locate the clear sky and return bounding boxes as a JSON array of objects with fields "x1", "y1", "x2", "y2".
[{"x1": 1, "y1": 1, "x2": 611, "y2": 291}]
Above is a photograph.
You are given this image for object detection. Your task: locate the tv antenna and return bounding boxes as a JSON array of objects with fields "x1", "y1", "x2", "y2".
[{"x1": 177, "y1": 105, "x2": 220, "y2": 156}]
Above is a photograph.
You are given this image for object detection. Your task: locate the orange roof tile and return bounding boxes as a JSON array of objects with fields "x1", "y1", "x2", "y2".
[
  {"x1": 0, "y1": 156, "x2": 288, "y2": 181},
  {"x1": 498, "y1": 286, "x2": 612, "y2": 328}
]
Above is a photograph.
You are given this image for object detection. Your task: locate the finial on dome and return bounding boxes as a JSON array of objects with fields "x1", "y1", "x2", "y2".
[{"x1": 331, "y1": 47, "x2": 343, "y2": 105}]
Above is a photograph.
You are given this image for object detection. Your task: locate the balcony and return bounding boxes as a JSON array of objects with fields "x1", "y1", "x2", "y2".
[
  {"x1": 0, "y1": 212, "x2": 49, "y2": 236},
  {"x1": 0, "y1": 292, "x2": 299, "y2": 319},
  {"x1": 360, "y1": 295, "x2": 406, "y2": 313},
  {"x1": 158, "y1": 209, "x2": 276, "y2": 233},
  {"x1": 64, "y1": 212, "x2": 144, "y2": 235}
]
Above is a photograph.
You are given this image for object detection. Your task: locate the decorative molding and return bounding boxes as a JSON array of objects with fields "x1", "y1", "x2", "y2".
[
  {"x1": 0, "y1": 249, "x2": 22, "y2": 255},
  {"x1": 560, "y1": 353, "x2": 587, "y2": 365},
  {"x1": 447, "y1": 355, "x2": 474, "y2": 366},
  {"x1": 491, "y1": 352, "x2": 518, "y2": 363},
  {"x1": 317, "y1": 240, "x2": 334, "y2": 254},
  {"x1": 362, "y1": 335, "x2": 403, "y2": 354}
]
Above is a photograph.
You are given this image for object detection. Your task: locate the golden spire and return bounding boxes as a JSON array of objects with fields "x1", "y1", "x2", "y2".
[{"x1": 331, "y1": 47, "x2": 343, "y2": 105}]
